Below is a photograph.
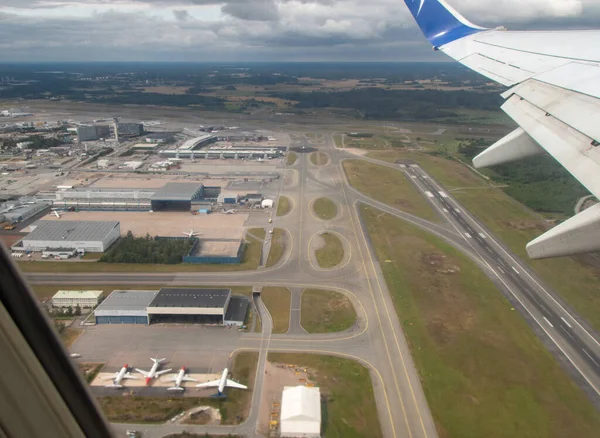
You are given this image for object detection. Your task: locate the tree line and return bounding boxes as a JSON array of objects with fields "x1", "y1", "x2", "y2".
[{"x1": 99, "y1": 232, "x2": 195, "y2": 264}]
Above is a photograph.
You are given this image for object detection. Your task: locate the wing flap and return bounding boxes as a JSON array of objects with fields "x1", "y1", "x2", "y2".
[{"x1": 502, "y1": 94, "x2": 600, "y2": 197}]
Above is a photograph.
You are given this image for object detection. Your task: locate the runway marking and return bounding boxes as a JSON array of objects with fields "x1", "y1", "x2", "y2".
[
  {"x1": 582, "y1": 349, "x2": 600, "y2": 368},
  {"x1": 479, "y1": 233, "x2": 486, "y2": 239},
  {"x1": 438, "y1": 191, "x2": 448, "y2": 198},
  {"x1": 399, "y1": 164, "x2": 406, "y2": 169},
  {"x1": 425, "y1": 191, "x2": 434, "y2": 198},
  {"x1": 560, "y1": 325, "x2": 575, "y2": 340},
  {"x1": 442, "y1": 208, "x2": 448, "y2": 213},
  {"x1": 454, "y1": 208, "x2": 461, "y2": 213},
  {"x1": 511, "y1": 266, "x2": 520, "y2": 274},
  {"x1": 464, "y1": 233, "x2": 472, "y2": 239},
  {"x1": 561, "y1": 317, "x2": 572, "y2": 328},
  {"x1": 543, "y1": 316, "x2": 554, "y2": 328},
  {"x1": 498, "y1": 267, "x2": 504, "y2": 274},
  {"x1": 411, "y1": 175, "x2": 417, "y2": 179}
]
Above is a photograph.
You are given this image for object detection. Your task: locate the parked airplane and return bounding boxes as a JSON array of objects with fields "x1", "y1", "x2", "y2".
[
  {"x1": 402, "y1": 0, "x2": 600, "y2": 259},
  {"x1": 136, "y1": 358, "x2": 172, "y2": 385},
  {"x1": 166, "y1": 367, "x2": 197, "y2": 391},
  {"x1": 70, "y1": 353, "x2": 81, "y2": 358},
  {"x1": 196, "y1": 368, "x2": 247, "y2": 396},
  {"x1": 103, "y1": 364, "x2": 138, "y2": 388},
  {"x1": 223, "y1": 209, "x2": 236, "y2": 215},
  {"x1": 182, "y1": 229, "x2": 200, "y2": 238},
  {"x1": 51, "y1": 210, "x2": 64, "y2": 218}
]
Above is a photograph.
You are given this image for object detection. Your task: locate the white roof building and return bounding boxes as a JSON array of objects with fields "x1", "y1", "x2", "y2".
[
  {"x1": 280, "y1": 386, "x2": 321, "y2": 438},
  {"x1": 52, "y1": 290, "x2": 103, "y2": 308}
]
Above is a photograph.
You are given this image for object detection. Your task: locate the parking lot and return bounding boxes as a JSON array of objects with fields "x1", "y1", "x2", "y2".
[{"x1": 72, "y1": 324, "x2": 246, "y2": 371}]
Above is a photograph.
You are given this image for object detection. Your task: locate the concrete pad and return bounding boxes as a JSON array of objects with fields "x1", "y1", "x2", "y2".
[{"x1": 41, "y1": 210, "x2": 247, "y2": 239}]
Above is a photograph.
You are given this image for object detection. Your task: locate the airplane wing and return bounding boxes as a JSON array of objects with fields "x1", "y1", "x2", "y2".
[
  {"x1": 182, "y1": 376, "x2": 197, "y2": 382},
  {"x1": 134, "y1": 369, "x2": 149, "y2": 377},
  {"x1": 225, "y1": 379, "x2": 247, "y2": 390},
  {"x1": 122, "y1": 373, "x2": 138, "y2": 380},
  {"x1": 196, "y1": 379, "x2": 221, "y2": 388},
  {"x1": 403, "y1": 0, "x2": 600, "y2": 259},
  {"x1": 154, "y1": 368, "x2": 172, "y2": 376}
]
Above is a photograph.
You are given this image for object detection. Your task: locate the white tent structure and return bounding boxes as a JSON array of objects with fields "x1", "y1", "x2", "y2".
[{"x1": 280, "y1": 386, "x2": 321, "y2": 438}]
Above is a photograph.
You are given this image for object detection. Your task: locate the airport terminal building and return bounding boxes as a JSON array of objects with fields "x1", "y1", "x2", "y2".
[{"x1": 94, "y1": 288, "x2": 249, "y2": 326}]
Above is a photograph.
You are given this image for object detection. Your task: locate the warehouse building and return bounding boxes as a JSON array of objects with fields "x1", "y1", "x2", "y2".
[
  {"x1": 15, "y1": 220, "x2": 120, "y2": 253},
  {"x1": 150, "y1": 182, "x2": 204, "y2": 212},
  {"x1": 94, "y1": 288, "x2": 249, "y2": 325},
  {"x1": 77, "y1": 124, "x2": 111, "y2": 142},
  {"x1": 95, "y1": 290, "x2": 158, "y2": 325},
  {"x1": 147, "y1": 288, "x2": 231, "y2": 324},
  {"x1": 280, "y1": 386, "x2": 321, "y2": 438},
  {"x1": 0, "y1": 200, "x2": 51, "y2": 224},
  {"x1": 52, "y1": 290, "x2": 103, "y2": 308},
  {"x1": 117, "y1": 123, "x2": 144, "y2": 138}
]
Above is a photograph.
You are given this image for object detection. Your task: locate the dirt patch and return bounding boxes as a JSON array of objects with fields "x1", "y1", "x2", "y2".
[
  {"x1": 182, "y1": 406, "x2": 221, "y2": 425},
  {"x1": 258, "y1": 361, "x2": 316, "y2": 436},
  {"x1": 503, "y1": 220, "x2": 547, "y2": 232}
]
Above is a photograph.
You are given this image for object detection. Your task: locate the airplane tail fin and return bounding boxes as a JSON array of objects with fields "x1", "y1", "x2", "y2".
[
  {"x1": 167, "y1": 387, "x2": 185, "y2": 391},
  {"x1": 402, "y1": 0, "x2": 486, "y2": 47}
]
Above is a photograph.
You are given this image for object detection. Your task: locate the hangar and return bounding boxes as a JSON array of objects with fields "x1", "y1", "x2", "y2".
[
  {"x1": 147, "y1": 288, "x2": 231, "y2": 324},
  {"x1": 93, "y1": 288, "x2": 249, "y2": 326},
  {"x1": 150, "y1": 182, "x2": 204, "y2": 212},
  {"x1": 94, "y1": 290, "x2": 158, "y2": 324},
  {"x1": 15, "y1": 220, "x2": 120, "y2": 253}
]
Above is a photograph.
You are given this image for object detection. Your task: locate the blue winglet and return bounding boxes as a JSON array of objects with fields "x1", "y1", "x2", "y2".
[{"x1": 403, "y1": 0, "x2": 486, "y2": 47}]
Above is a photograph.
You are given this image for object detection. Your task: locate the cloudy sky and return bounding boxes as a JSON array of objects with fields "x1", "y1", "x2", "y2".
[{"x1": 0, "y1": 0, "x2": 597, "y2": 62}]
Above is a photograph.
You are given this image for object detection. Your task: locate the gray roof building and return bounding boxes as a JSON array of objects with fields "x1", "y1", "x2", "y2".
[
  {"x1": 149, "y1": 288, "x2": 231, "y2": 308},
  {"x1": 19, "y1": 220, "x2": 120, "y2": 252},
  {"x1": 26, "y1": 220, "x2": 119, "y2": 242},
  {"x1": 94, "y1": 290, "x2": 159, "y2": 324},
  {"x1": 151, "y1": 183, "x2": 204, "y2": 202},
  {"x1": 224, "y1": 296, "x2": 249, "y2": 326}
]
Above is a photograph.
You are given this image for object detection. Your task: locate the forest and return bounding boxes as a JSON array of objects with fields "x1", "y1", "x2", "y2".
[{"x1": 99, "y1": 233, "x2": 195, "y2": 264}]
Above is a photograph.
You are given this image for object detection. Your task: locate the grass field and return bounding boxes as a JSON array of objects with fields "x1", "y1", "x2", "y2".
[
  {"x1": 367, "y1": 150, "x2": 488, "y2": 189},
  {"x1": 276, "y1": 195, "x2": 292, "y2": 217},
  {"x1": 247, "y1": 227, "x2": 266, "y2": 241},
  {"x1": 261, "y1": 287, "x2": 291, "y2": 334},
  {"x1": 301, "y1": 289, "x2": 356, "y2": 333},
  {"x1": 315, "y1": 232, "x2": 344, "y2": 269},
  {"x1": 367, "y1": 150, "x2": 600, "y2": 332},
  {"x1": 98, "y1": 351, "x2": 257, "y2": 425},
  {"x1": 268, "y1": 353, "x2": 382, "y2": 438},
  {"x1": 343, "y1": 159, "x2": 441, "y2": 223},
  {"x1": 266, "y1": 228, "x2": 285, "y2": 268},
  {"x1": 17, "y1": 237, "x2": 262, "y2": 273},
  {"x1": 286, "y1": 151, "x2": 297, "y2": 166},
  {"x1": 310, "y1": 151, "x2": 328, "y2": 166},
  {"x1": 360, "y1": 205, "x2": 600, "y2": 438},
  {"x1": 313, "y1": 197, "x2": 338, "y2": 220},
  {"x1": 333, "y1": 134, "x2": 343, "y2": 147}
]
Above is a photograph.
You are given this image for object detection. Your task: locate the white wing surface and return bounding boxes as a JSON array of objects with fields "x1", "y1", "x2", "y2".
[
  {"x1": 403, "y1": 0, "x2": 600, "y2": 259},
  {"x1": 225, "y1": 379, "x2": 247, "y2": 390},
  {"x1": 196, "y1": 379, "x2": 221, "y2": 388}
]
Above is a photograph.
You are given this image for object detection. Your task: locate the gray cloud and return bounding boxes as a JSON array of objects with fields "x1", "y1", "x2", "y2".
[{"x1": 0, "y1": 0, "x2": 597, "y2": 61}]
